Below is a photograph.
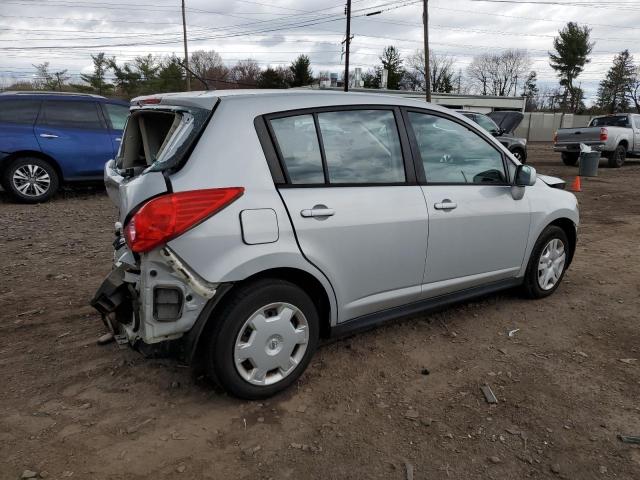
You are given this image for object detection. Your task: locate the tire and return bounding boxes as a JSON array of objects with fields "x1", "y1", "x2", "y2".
[
  {"x1": 561, "y1": 152, "x2": 579, "y2": 166},
  {"x1": 511, "y1": 148, "x2": 527, "y2": 163},
  {"x1": 2, "y1": 157, "x2": 59, "y2": 203},
  {"x1": 607, "y1": 144, "x2": 626, "y2": 168},
  {"x1": 205, "y1": 279, "x2": 320, "y2": 399},
  {"x1": 522, "y1": 225, "x2": 570, "y2": 299}
]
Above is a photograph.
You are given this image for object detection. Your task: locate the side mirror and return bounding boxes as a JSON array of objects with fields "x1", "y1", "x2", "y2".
[{"x1": 515, "y1": 164, "x2": 537, "y2": 187}]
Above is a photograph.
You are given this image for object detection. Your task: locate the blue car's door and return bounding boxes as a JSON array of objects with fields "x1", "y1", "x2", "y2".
[
  {"x1": 34, "y1": 99, "x2": 114, "y2": 179},
  {"x1": 100, "y1": 102, "x2": 130, "y2": 156}
]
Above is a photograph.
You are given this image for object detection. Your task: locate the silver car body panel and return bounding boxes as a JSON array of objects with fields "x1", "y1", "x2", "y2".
[{"x1": 101, "y1": 90, "x2": 579, "y2": 345}]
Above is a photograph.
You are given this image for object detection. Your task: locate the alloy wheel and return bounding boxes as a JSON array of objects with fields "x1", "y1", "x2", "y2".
[
  {"x1": 537, "y1": 238, "x2": 566, "y2": 290},
  {"x1": 234, "y1": 302, "x2": 309, "y2": 386},
  {"x1": 12, "y1": 164, "x2": 51, "y2": 198}
]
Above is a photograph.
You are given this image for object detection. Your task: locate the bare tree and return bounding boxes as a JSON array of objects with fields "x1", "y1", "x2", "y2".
[
  {"x1": 628, "y1": 66, "x2": 640, "y2": 113},
  {"x1": 405, "y1": 49, "x2": 455, "y2": 93},
  {"x1": 467, "y1": 49, "x2": 530, "y2": 96},
  {"x1": 229, "y1": 59, "x2": 261, "y2": 88},
  {"x1": 190, "y1": 50, "x2": 230, "y2": 89}
]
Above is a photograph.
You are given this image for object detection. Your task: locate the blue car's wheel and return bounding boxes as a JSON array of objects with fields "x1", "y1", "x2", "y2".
[{"x1": 3, "y1": 157, "x2": 59, "y2": 203}]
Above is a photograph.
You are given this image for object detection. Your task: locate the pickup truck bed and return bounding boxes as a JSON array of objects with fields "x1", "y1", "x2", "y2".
[{"x1": 553, "y1": 114, "x2": 640, "y2": 168}]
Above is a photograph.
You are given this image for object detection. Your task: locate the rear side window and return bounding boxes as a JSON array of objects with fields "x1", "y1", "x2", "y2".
[
  {"x1": 474, "y1": 114, "x2": 499, "y2": 133},
  {"x1": 408, "y1": 111, "x2": 506, "y2": 184},
  {"x1": 317, "y1": 110, "x2": 404, "y2": 183},
  {"x1": 269, "y1": 108, "x2": 405, "y2": 185},
  {"x1": 104, "y1": 103, "x2": 129, "y2": 130},
  {"x1": 0, "y1": 100, "x2": 41, "y2": 125},
  {"x1": 270, "y1": 115, "x2": 324, "y2": 184},
  {"x1": 39, "y1": 100, "x2": 104, "y2": 130}
]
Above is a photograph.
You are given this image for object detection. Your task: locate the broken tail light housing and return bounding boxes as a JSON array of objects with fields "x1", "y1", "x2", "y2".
[
  {"x1": 124, "y1": 187, "x2": 244, "y2": 253},
  {"x1": 600, "y1": 128, "x2": 608, "y2": 142}
]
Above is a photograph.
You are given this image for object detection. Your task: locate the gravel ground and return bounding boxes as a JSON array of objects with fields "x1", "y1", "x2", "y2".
[{"x1": 1, "y1": 142, "x2": 639, "y2": 480}]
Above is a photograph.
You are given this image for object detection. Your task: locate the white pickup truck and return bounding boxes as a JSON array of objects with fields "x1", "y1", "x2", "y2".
[{"x1": 553, "y1": 113, "x2": 640, "y2": 168}]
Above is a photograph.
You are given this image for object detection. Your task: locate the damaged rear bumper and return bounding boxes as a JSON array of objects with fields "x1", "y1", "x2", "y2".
[{"x1": 91, "y1": 242, "x2": 221, "y2": 358}]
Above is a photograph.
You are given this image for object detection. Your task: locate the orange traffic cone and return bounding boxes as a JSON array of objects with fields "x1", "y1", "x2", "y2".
[{"x1": 569, "y1": 176, "x2": 582, "y2": 192}]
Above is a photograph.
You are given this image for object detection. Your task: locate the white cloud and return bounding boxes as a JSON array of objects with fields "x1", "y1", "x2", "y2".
[{"x1": 0, "y1": 0, "x2": 638, "y2": 99}]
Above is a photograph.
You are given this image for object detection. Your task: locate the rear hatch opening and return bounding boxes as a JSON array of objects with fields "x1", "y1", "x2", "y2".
[{"x1": 117, "y1": 104, "x2": 213, "y2": 177}]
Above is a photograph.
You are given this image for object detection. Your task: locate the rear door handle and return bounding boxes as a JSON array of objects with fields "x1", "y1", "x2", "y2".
[
  {"x1": 434, "y1": 200, "x2": 457, "y2": 210},
  {"x1": 301, "y1": 206, "x2": 335, "y2": 218},
  {"x1": 114, "y1": 137, "x2": 122, "y2": 142},
  {"x1": 39, "y1": 133, "x2": 59, "y2": 139}
]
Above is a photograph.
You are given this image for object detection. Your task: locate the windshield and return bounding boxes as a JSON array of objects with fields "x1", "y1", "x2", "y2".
[
  {"x1": 590, "y1": 116, "x2": 629, "y2": 127},
  {"x1": 474, "y1": 114, "x2": 500, "y2": 133}
]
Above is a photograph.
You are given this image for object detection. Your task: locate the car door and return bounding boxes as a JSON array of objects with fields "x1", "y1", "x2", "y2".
[
  {"x1": 268, "y1": 107, "x2": 429, "y2": 322},
  {"x1": 34, "y1": 99, "x2": 114, "y2": 179},
  {"x1": 100, "y1": 102, "x2": 130, "y2": 156},
  {"x1": 404, "y1": 109, "x2": 531, "y2": 298},
  {"x1": 633, "y1": 115, "x2": 640, "y2": 152}
]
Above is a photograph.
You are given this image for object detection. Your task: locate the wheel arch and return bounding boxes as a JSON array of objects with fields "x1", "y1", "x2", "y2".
[
  {"x1": 618, "y1": 139, "x2": 629, "y2": 150},
  {"x1": 186, "y1": 266, "x2": 335, "y2": 365},
  {"x1": 548, "y1": 217, "x2": 577, "y2": 267},
  {"x1": 0, "y1": 150, "x2": 64, "y2": 184}
]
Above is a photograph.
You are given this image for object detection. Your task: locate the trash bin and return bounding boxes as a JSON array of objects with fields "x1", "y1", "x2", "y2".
[{"x1": 579, "y1": 152, "x2": 600, "y2": 177}]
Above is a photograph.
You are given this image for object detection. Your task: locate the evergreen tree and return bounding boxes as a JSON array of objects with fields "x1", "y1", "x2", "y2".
[
  {"x1": 596, "y1": 50, "x2": 636, "y2": 113},
  {"x1": 80, "y1": 53, "x2": 113, "y2": 95},
  {"x1": 378, "y1": 46, "x2": 404, "y2": 90},
  {"x1": 521, "y1": 71, "x2": 539, "y2": 111},
  {"x1": 549, "y1": 22, "x2": 594, "y2": 112},
  {"x1": 289, "y1": 55, "x2": 313, "y2": 87},
  {"x1": 258, "y1": 66, "x2": 291, "y2": 89}
]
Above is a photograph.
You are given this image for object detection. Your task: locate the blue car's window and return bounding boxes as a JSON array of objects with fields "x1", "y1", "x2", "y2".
[
  {"x1": 0, "y1": 100, "x2": 41, "y2": 125},
  {"x1": 39, "y1": 100, "x2": 104, "y2": 130},
  {"x1": 104, "y1": 103, "x2": 129, "y2": 130}
]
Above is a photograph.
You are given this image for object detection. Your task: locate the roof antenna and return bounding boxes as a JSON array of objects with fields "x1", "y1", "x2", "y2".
[{"x1": 178, "y1": 61, "x2": 210, "y2": 91}]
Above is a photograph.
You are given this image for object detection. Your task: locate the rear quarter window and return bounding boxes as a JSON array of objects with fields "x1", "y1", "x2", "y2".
[{"x1": 0, "y1": 100, "x2": 41, "y2": 125}]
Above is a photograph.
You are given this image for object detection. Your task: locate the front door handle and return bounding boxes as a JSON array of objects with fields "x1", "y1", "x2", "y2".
[
  {"x1": 39, "y1": 133, "x2": 59, "y2": 139},
  {"x1": 114, "y1": 137, "x2": 122, "y2": 142},
  {"x1": 434, "y1": 200, "x2": 457, "y2": 210},
  {"x1": 300, "y1": 205, "x2": 335, "y2": 218}
]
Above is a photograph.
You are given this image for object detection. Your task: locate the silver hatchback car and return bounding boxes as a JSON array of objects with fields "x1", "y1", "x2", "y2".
[{"x1": 92, "y1": 90, "x2": 579, "y2": 399}]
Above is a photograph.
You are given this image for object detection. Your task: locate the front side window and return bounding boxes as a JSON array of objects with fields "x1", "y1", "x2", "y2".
[
  {"x1": 0, "y1": 100, "x2": 41, "y2": 125},
  {"x1": 408, "y1": 111, "x2": 506, "y2": 184},
  {"x1": 317, "y1": 110, "x2": 405, "y2": 183},
  {"x1": 40, "y1": 100, "x2": 104, "y2": 130},
  {"x1": 270, "y1": 114, "x2": 324, "y2": 184},
  {"x1": 104, "y1": 103, "x2": 129, "y2": 130}
]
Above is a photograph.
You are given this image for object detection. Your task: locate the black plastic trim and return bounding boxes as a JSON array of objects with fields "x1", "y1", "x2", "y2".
[
  {"x1": 181, "y1": 283, "x2": 234, "y2": 364},
  {"x1": 330, "y1": 278, "x2": 522, "y2": 338},
  {"x1": 254, "y1": 115, "x2": 286, "y2": 184}
]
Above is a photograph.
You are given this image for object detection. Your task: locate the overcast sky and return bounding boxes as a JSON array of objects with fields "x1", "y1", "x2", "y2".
[{"x1": 1, "y1": 0, "x2": 639, "y2": 101}]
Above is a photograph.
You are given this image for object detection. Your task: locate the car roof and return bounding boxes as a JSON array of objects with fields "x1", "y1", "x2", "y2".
[
  {"x1": 135, "y1": 89, "x2": 458, "y2": 116},
  {"x1": 0, "y1": 91, "x2": 128, "y2": 105}
]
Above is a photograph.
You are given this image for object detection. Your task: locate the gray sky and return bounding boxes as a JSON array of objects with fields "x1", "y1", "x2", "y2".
[{"x1": 1, "y1": 0, "x2": 639, "y2": 101}]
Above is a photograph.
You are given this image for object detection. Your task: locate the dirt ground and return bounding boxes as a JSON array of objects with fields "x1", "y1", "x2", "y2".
[{"x1": 1, "y1": 142, "x2": 639, "y2": 480}]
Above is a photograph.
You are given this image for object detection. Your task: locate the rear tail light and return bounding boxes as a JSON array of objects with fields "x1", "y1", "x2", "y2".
[
  {"x1": 124, "y1": 187, "x2": 244, "y2": 253},
  {"x1": 600, "y1": 127, "x2": 608, "y2": 141},
  {"x1": 553, "y1": 131, "x2": 558, "y2": 144}
]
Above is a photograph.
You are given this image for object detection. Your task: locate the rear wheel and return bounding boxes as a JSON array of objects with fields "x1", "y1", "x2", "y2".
[
  {"x1": 522, "y1": 226, "x2": 570, "y2": 299},
  {"x1": 3, "y1": 157, "x2": 59, "y2": 203},
  {"x1": 561, "y1": 152, "x2": 579, "y2": 166},
  {"x1": 607, "y1": 144, "x2": 626, "y2": 168},
  {"x1": 205, "y1": 279, "x2": 319, "y2": 399}
]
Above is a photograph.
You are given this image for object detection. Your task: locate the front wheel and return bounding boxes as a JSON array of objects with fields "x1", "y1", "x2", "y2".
[
  {"x1": 205, "y1": 279, "x2": 319, "y2": 399},
  {"x1": 3, "y1": 157, "x2": 59, "y2": 203},
  {"x1": 522, "y1": 226, "x2": 570, "y2": 299}
]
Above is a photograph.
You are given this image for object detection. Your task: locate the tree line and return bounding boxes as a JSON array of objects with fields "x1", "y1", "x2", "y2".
[{"x1": 6, "y1": 21, "x2": 639, "y2": 114}]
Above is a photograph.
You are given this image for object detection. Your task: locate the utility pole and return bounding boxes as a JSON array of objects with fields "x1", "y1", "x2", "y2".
[
  {"x1": 182, "y1": 0, "x2": 190, "y2": 91},
  {"x1": 423, "y1": 0, "x2": 431, "y2": 102},
  {"x1": 344, "y1": 0, "x2": 351, "y2": 92}
]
